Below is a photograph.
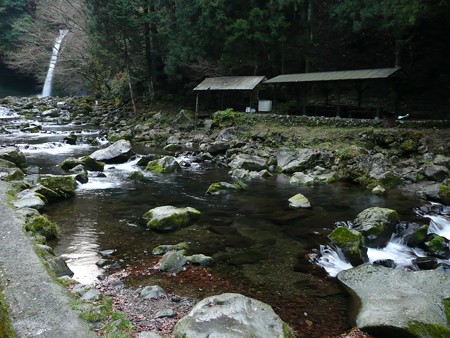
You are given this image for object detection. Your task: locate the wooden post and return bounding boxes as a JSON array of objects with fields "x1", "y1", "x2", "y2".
[{"x1": 195, "y1": 93, "x2": 199, "y2": 126}]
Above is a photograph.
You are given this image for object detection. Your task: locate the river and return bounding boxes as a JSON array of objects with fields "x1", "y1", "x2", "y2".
[{"x1": 1, "y1": 102, "x2": 446, "y2": 336}]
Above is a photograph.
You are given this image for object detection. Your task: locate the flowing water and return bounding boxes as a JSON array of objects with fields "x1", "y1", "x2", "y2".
[{"x1": 1, "y1": 105, "x2": 448, "y2": 335}]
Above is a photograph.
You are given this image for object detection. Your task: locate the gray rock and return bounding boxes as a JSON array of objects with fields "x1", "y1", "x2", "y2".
[
  {"x1": 276, "y1": 147, "x2": 321, "y2": 173},
  {"x1": 152, "y1": 242, "x2": 189, "y2": 255},
  {"x1": 71, "y1": 284, "x2": 93, "y2": 296},
  {"x1": 288, "y1": 193, "x2": 311, "y2": 208},
  {"x1": 353, "y1": 207, "x2": 399, "y2": 247},
  {"x1": 95, "y1": 259, "x2": 109, "y2": 267},
  {"x1": 199, "y1": 141, "x2": 230, "y2": 155},
  {"x1": 186, "y1": 254, "x2": 214, "y2": 267},
  {"x1": 12, "y1": 196, "x2": 46, "y2": 210},
  {"x1": 424, "y1": 164, "x2": 449, "y2": 182},
  {"x1": 337, "y1": 264, "x2": 450, "y2": 336},
  {"x1": 139, "y1": 285, "x2": 167, "y2": 299},
  {"x1": 146, "y1": 156, "x2": 180, "y2": 173},
  {"x1": 143, "y1": 206, "x2": 201, "y2": 232},
  {"x1": 47, "y1": 256, "x2": 74, "y2": 277},
  {"x1": 173, "y1": 293, "x2": 292, "y2": 338},
  {"x1": 90, "y1": 139, "x2": 133, "y2": 163},
  {"x1": 0, "y1": 146, "x2": 26, "y2": 168},
  {"x1": 159, "y1": 251, "x2": 188, "y2": 271},
  {"x1": 80, "y1": 289, "x2": 101, "y2": 302},
  {"x1": 155, "y1": 308, "x2": 175, "y2": 318},
  {"x1": 290, "y1": 172, "x2": 315, "y2": 185},
  {"x1": 433, "y1": 154, "x2": 450, "y2": 168},
  {"x1": 228, "y1": 154, "x2": 267, "y2": 171},
  {"x1": 138, "y1": 332, "x2": 162, "y2": 338}
]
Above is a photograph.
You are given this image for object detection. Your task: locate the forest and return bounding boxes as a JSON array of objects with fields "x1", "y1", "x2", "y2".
[{"x1": 0, "y1": 0, "x2": 449, "y2": 115}]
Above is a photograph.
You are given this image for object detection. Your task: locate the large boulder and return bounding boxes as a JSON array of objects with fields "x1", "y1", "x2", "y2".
[
  {"x1": 143, "y1": 206, "x2": 201, "y2": 232},
  {"x1": 173, "y1": 293, "x2": 294, "y2": 338},
  {"x1": 424, "y1": 165, "x2": 449, "y2": 182},
  {"x1": 337, "y1": 264, "x2": 450, "y2": 337},
  {"x1": 276, "y1": 147, "x2": 322, "y2": 173},
  {"x1": 89, "y1": 139, "x2": 133, "y2": 163},
  {"x1": 40, "y1": 175, "x2": 77, "y2": 199},
  {"x1": 329, "y1": 226, "x2": 367, "y2": 266},
  {"x1": 228, "y1": 154, "x2": 267, "y2": 171},
  {"x1": 353, "y1": 207, "x2": 399, "y2": 247},
  {"x1": 146, "y1": 156, "x2": 179, "y2": 173},
  {"x1": 206, "y1": 181, "x2": 245, "y2": 195},
  {"x1": 0, "y1": 146, "x2": 26, "y2": 168}
]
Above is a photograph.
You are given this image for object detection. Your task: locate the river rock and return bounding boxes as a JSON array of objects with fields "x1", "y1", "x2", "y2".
[
  {"x1": 139, "y1": 285, "x2": 167, "y2": 299},
  {"x1": 423, "y1": 234, "x2": 450, "y2": 259},
  {"x1": 158, "y1": 251, "x2": 188, "y2": 271},
  {"x1": 288, "y1": 193, "x2": 311, "y2": 208},
  {"x1": 143, "y1": 205, "x2": 201, "y2": 232},
  {"x1": 228, "y1": 154, "x2": 267, "y2": 171},
  {"x1": 0, "y1": 146, "x2": 26, "y2": 168},
  {"x1": 276, "y1": 147, "x2": 321, "y2": 173},
  {"x1": 433, "y1": 154, "x2": 450, "y2": 168},
  {"x1": 146, "y1": 156, "x2": 180, "y2": 173},
  {"x1": 81, "y1": 156, "x2": 105, "y2": 171},
  {"x1": 230, "y1": 168, "x2": 271, "y2": 180},
  {"x1": 12, "y1": 195, "x2": 46, "y2": 210},
  {"x1": 173, "y1": 293, "x2": 293, "y2": 338},
  {"x1": 199, "y1": 140, "x2": 230, "y2": 155},
  {"x1": 90, "y1": 139, "x2": 133, "y2": 163},
  {"x1": 60, "y1": 157, "x2": 83, "y2": 170},
  {"x1": 337, "y1": 264, "x2": 450, "y2": 337},
  {"x1": 138, "y1": 332, "x2": 162, "y2": 338},
  {"x1": 353, "y1": 207, "x2": 399, "y2": 247},
  {"x1": 40, "y1": 175, "x2": 77, "y2": 199},
  {"x1": 424, "y1": 164, "x2": 449, "y2": 182},
  {"x1": 290, "y1": 172, "x2": 315, "y2": 185},
  {"x1": 186, "y1": 254, "x2": 214, "y2": 267},
  {"x1": 205, "y1": 181, "x2": 245, "y2": 195},
  {"x1": 47, "y1": 256, "x2": 74, "y2": 277},
  {"x1": 329, "y1": 226, "x2": 367, "y2": 266},
  {"x1": 70, "y1": 164, "x2": 88, "y2": 184},
  {"x1": 152, "y1": 242, "x2": 190, "y2": 255}
]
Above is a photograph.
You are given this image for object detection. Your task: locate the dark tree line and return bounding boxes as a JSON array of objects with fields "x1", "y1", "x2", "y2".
[{"x1": 1, "y1": 0, "x2": 449, "y2": 114}]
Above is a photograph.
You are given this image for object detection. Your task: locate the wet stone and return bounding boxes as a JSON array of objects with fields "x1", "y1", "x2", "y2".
[{"x1": 154, "y1": 308, "x2": 175, "y2": 319}]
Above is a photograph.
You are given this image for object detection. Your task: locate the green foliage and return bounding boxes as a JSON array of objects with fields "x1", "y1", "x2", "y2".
[{"x1": 213, "y1": 108, "x2": 236, "y2": 127}]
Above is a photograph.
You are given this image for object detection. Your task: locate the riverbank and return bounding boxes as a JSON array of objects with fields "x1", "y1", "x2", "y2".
[
  {"x1": 0, "y1": 180, "x2": 96, "y2": 338},
  {"x1": 1, "y1": 96, "x2": 449, "y2": 337}
]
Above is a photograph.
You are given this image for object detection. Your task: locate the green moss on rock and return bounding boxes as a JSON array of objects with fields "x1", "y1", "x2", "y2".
[
  {"x1": 329, "y1": 226, "x2": 366, "y2": 265},
  {"x1": 438, "y1": 184, "x2": 450, "y2": 205},
  {"x1": 128, "y1": 170, "x2": 145, "y2": 182},
  {"x1": 40, "y1": 175, "x2": 77, "y2": 199},
  {"x1": 143, "y1": 206, "x2": 201, "y2": 232},
  {"x1": 25, "y1": 215, "x2": 58, "y2": 239},
  {"x1": 81, "y1": 156, "x2": 105, "y2": 171},
  {"x1": 146, "y1": 160, "x2": 165, "y2": 173},
  {"x1": 0, "y1": 288, "x2": 16, "y2": 338}
]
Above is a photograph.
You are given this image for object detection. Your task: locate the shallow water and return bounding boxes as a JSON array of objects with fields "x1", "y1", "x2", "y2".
[{"x1": 1, "y1": 107, "x2": 435, "y2": 335}]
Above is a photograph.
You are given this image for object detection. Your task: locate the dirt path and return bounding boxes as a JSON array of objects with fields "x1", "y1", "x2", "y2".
[{"x1": 0, "y1": 181, "x2": 95, "y2": 338}]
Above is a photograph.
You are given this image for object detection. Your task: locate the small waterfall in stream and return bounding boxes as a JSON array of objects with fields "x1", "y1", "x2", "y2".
[{"x1": 41, "y1": 29, "x2": 69, "y2": 97}]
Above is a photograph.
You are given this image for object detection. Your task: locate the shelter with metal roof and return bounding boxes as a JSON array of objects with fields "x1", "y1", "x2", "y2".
[
  {"x1": 193, "y1": 76, "x2": 267, "y2": 120},
  {"x1": 265, "y1": 67, "x2": 402, "y2": 118}
]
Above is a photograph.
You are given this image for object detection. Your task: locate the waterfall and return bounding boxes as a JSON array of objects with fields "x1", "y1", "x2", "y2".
[{"x1": 41, "y1": 29, "x2": 69, "y2": 97}]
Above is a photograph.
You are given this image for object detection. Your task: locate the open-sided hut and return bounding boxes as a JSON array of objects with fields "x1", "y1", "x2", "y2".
[
  {"x1": 265, "y1": 67, "x2": 402, "y2": 118},
  {"x1": 193, "y1": 76, "x2": 267, "y2": 119}
]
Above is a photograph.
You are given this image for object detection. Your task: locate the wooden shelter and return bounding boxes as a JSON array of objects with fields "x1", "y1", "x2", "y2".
[
  {"x1": 265, "y1": 67, "x2": 402, "y2": 118},
  {"x1": 193, "y1": 76, "x2": 267, "y2": 121}
]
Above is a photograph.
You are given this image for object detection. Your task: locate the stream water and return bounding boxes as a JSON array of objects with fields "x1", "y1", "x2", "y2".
[{"x1": 1, "y1": 105, "x2": 448, "y2": 336}]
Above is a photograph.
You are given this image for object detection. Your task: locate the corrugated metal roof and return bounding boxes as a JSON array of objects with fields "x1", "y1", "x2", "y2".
[
  {"x1": 194, "y1": 76, "x2": 267, "y2": 91},
  {"x1": 264, "y1": 68, "x2": 401, "y2": 84}
]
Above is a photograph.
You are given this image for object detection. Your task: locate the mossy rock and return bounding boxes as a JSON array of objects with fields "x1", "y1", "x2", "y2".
[
  {"x1": 353, "y1": 207, "x2": 400, "y2": 247},
  {"x1": 0, "y1": 158, "x2": 17, "y2": 169},
  {"x1": 424, "y1": 234, "x2": 449, "y2": 259},
  {"x1": 152, "y1": 242, "x2": 190, "y2": 255},
  {"x1": 59, "y1": 157, "x2": 83, "y2": 170},
  {"x1": 329, "y1": 226, "x2": 367, "y2": 265},
  {"x1": 206, "y1": 181, "x2": 246, "y2": 195},
  {"x1": 6, "y1": 168, "x2": 24, "y2": 181},
  {"x1": 438, "y1": 184, "x2": 450, "y2": 205},
  {"x1": 158, "y1": 250, "x2": 188, "y2": 271},
  {"x1": 81, "y1": 156, "x2": 105, "y2": 171},
  {"x1": 338, "y1": 145, "x2": 368, "y2": 162},
  {"x1": 146, "y1": 156, "x2": 179, "y2": 174},
  {"x1": 407, "y1": 224, "x2": 429, "y2": 247},
  {"x1": 143, "y1": 206, "x2": 201, "y2": 232},
  {"x1": 40, "y1": 175, "x2": 77, "y2": 199},
  {"x1": 128, "y1": 170, "x2": 145, "y2": 182},
  {"x1": 25, "y1": 215, "x2": 58, "y2": 239}
]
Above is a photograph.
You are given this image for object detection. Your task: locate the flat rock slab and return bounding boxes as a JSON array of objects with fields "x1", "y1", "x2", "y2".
[
  {"x1": 173, "y1": 293, "x2": 289, "y2": 338},
  {"x1": 337, "y1": 264, "x2": 450, "y2": 333}
]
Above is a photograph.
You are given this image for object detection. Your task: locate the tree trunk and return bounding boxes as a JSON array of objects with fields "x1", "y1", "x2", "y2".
[
  {"x1": 123, "y1": 36, "x2": 137, "y2": 115},
  {"x1": 144, "y1": 2, "x2": 155, "y2": 101}
]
